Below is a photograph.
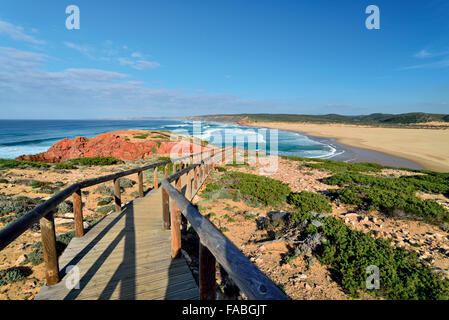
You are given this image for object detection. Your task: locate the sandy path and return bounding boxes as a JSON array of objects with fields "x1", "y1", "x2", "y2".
[{"x1": 245, "y1": 122, "x2": 449, "y2": 172}]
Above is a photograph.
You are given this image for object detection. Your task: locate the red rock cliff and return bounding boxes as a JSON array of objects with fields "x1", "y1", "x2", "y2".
[{"x1": 16, "y1": 130, "x2": 211, "y2": 163}]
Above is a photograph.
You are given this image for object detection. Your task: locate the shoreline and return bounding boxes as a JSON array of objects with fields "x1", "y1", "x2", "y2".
[{"x1": 239, "y1": 121, "x2": 449, "y2": 172}]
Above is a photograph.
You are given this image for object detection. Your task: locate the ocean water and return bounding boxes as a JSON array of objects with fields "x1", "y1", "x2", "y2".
[{"x1": 0, "y1": 120, "x2": 341, "y2": 160}]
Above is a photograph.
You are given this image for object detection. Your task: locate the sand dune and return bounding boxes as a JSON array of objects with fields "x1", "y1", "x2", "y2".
[{"x1": 247, "y1": 122, "x2": 449, "y2": 172}]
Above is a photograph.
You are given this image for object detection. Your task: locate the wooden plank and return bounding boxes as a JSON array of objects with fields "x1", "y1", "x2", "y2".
[{"x1": 34, "y1": 153, "x2": 231, "y2": 300}]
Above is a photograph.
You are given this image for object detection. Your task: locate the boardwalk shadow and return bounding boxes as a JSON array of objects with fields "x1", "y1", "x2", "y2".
[{"x1": 62, "y1": 203, "x2": 137, "y2": 300}]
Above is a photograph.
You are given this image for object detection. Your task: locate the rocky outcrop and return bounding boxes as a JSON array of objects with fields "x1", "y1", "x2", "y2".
[{"x1": 16, "y1": 130, "x2": 211, "y2": 163}]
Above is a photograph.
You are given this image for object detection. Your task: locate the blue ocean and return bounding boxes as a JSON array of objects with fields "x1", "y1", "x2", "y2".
[{"x1": 0, "y1": 120, "x2": 341, "y2": 160}]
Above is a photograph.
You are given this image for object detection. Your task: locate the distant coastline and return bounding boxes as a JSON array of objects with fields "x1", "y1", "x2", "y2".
[{"x1": 241, "y1": 121, "x2": 448, "y2": 172}]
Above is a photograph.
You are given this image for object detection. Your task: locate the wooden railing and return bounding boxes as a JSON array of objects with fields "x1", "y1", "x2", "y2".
[
  {"x1": 0, "y1": 148, "x2": 220, "y2": 285},
  {"x1": 0, "y1": 145, "x2": 288, "y2": 300},
  {"x1": 161, "y1": 147, "x2": 289, "y2": 300}
]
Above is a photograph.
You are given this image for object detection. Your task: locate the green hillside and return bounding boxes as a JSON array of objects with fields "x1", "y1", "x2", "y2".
[{"x1": 189, "y1": 112, "x2": 449, "y2": 126}]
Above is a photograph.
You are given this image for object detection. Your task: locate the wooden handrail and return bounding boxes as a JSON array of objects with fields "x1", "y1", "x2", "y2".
[
  {"x1": 0, "y1": 148, "x2": 218, "y2": 251},
  {"x1": 161, "y1": 149, "x2": 289, "y2": 300}
]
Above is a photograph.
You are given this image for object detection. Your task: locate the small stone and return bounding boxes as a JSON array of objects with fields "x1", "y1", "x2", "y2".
[
  {"x1": 83, "y1": 221, "x2": 90, "y2": 229},
  {"x1": 259, "y1": 245, "x2": 266, "y2": 251},
  {"x1": 255, "y1": 258, "x2": 263, "y2": 264},
  {"x1": 297, "y1": 274, "x2": 308, "y2": 280},
  {"x1": 16, "y1": 254, "x2": 27, "y2": 265},
  {"x1": 311, "y1": 220, "x2": 323, "y2": 228},
  {"x1": 64, "y1": 213, "x2": 74, "y2": 218}
]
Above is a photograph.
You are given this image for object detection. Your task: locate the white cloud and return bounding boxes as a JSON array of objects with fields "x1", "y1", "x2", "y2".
[
  {"x1": 413, "y1": 49, "x2": 449, "y2": 59},
  {"x1": 64, "y1": 42, "x2": 96, "y2": 59},
  {"x1": 0, "y1": 47, "x2": 303, "y2": 118},
  {"x1": 131, "y1": 52, "x2": 143, "y2": 58},
  {"x1": 0, "y1": 20, "x2": 45, "y2": 45},
  {"x1": 118, "y1": 57, "x2": 160, "y2": 70}
]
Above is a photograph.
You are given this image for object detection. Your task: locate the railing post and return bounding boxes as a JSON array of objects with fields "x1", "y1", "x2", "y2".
[
  {"x1": 162, "y1": 187, "x2": 170, "y2": 230},
  {"x1": 171, "y1": 177, "x2": 182, "y2": 258},
  {"x1": 114, "y1": 178, "x2": 121, "y2": 212},
  {"x1": 138, "y1": 171, "x2": 144, "y2": 198},
  {"x1": 233, "y1": 146, "x2": 237, "y2": 163},
  {"x1": 165, "y1": 164, "x2": 169, "y2": 178},
  {"x1": 154, "y1": 167, "x2": 158, "y2": 190},
  {"x1": 199, "y1": 242, "x2": 216, "y2": 300},
  {"x1": 40, "y1": 209, "x2": 60, "y2": 286},
  {"x1": 187, "y1": 170, "x2": 192, "y2": 200},
  {"x1": 173, "y1": 162, "x2": 177, "y2": 175},
  {"x1": 222, "y1": 148, "x2": 225, "y2": 165},
  {"x1": 73, "y1": 189, "x2": 84, "y2": 238},
  {"x1": 194, "y1": 166, "x2": 198, "y2": 191}
]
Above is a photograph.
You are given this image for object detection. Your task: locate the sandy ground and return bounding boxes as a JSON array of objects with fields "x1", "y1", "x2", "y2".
[
  {"x1": 245, "y1": 122, "x2": 449, "y2": 173},
  {"x1": 191, "y1": 155, "x2": 449, "y2": 299}
]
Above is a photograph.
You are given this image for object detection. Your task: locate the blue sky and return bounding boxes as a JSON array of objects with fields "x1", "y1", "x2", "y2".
[{"x1": 0, "y1": 0, "x2": 448, "y2": 119}]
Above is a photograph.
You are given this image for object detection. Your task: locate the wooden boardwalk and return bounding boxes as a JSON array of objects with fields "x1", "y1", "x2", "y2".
[{"x1": 36, "y1": 173, "x2": 200, "y2": 300}]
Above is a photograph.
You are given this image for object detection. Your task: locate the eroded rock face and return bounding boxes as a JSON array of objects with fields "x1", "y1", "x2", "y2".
[{"x1": 16, "y1": 130, "x2": 209, "y2": 163}]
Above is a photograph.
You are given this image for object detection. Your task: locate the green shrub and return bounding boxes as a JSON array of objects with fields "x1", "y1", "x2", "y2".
[
  {"x1": 96, "y1": 205, "x2": 116, "y2": 214},
  {"x1": 216, "y1": 167, "x2": 227, "y2": 172},
  {"x1": 133, "y1": 134, "x2": 149, "y2": 139},
  {"x1": 68, "y1": 157, "x2": 123, "y2": 166},
  {"x1": 0, "y1": 195, "x2": 43, "y2": 226},
  {"x1": 221, "y1": 172, "x2": 291, "y2": 207},
  {"x1": 156, "y1": 157, "x2": 174, "y2": 172},
  {"x1": 94, "y1": 184, "x2": 115, "y2": 196},
  {"x1": 324, "y1": 172, "x2": 449, "y2": 224},
  {"x1": 299, "y1": 213, "x2": 449, "y2": 299},
  {"x1": 119, "y1": 178, "x2": 135, "y2": 189},
  {"x1": 0, "y1": 159, "x2": 50, "y2": 169},
  {"x1": 24, "y1": 231, "x2": 75, "y2": 266},
  {"x1": 0, "y1": 267, "x2": 32, "y2": 286},
  {"x1": 57, "y1": 201, "x2": 73, "y2": 214},
  {"x1": 54, "y1": 162, "x2": 78, "y2": 170},
  {"x1": 0, "y1": 179, "x2": 8, "y2": 184},
  {"x1": 282, "y1": 211, "x2": 449, "y2": 299},
  {"x1": 287, "y1": 191, "x2": 333, "y2": 216},
  {"x1": 96, "y1": 197, "x2": 113, "y2": 206}
]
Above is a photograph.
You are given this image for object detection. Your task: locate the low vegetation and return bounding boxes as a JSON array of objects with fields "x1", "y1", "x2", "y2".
[
  {"x1": 207, "y1": 172, "x2": 291, "y2": 207},
  {"x1": 287, "y1": 191, "x2": 332, "y2": 217},
  {"x1": 0, "y1": 159, "x2": 50, "y2": 170},
  {"x1": 0, "y1": 267, "x2": 32, "y2": 287},
  {"x1": 324, "y1": 172, "x2": 449, "y2": 224},
  {"x1": 24, "y1": 231, "x2": 75, "y2": 266},
  {"x1": 286, "y1": 210, "x2": 449, "y2": 299},
  {"x1": 64, "y1": 157, "x2": 123, "y2": 166},
  {"x1": 0, "y1": 195, "x2": 43, "y2": 226},
  {"x1": 192, "y1": 112, "x2": 449, "y2": 126}
]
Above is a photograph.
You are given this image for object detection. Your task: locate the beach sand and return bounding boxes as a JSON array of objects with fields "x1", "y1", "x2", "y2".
[{"x1": 246, "y1": 122, "x2": 449, "y2": 172}]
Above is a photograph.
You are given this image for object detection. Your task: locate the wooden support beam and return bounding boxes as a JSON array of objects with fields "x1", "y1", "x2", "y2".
[
  {"x1": 186, "y1": 170, "x2": 192, "y2": 200},
  {"x1": 199, "y1": 242, "x2": 216, "y2": 300},
  {"x1": 154, "y1": 167, "x2": 158, "y2": 190},
  {"x1": 162, "y1": 187, "x2": 170, "y2": 230},
  {"x1": 194, "y1": 166, "x2": 198, "y2": 190},
  {"x1": 114, "y1": 178, "x2": 121, "y2": 212},
  {"x1": 40, "y1": 210, "x2": 60, "y2": 286},
  {"x1": 138, "y1": 171, "x2": 144, "y2": 198},
  {"x1": 73, "y1": 189, "x2": 84, "y2": 238},
  {"x1": 171, "y1": 177, "x2": 182, "y2": 258}
]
